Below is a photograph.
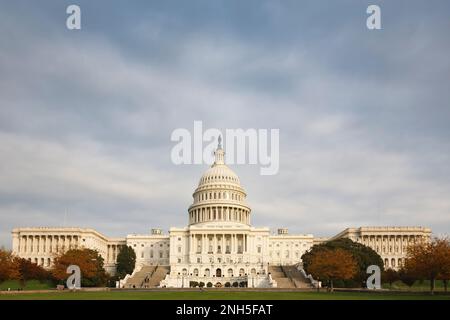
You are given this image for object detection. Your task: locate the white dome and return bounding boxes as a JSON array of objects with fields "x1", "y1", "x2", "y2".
[
  {"x1": 188, "y1": 137, "x2": 251, "y2": 226},
  {"x1": 198, "y1": 163, "x2": 241, "y2": 187}
]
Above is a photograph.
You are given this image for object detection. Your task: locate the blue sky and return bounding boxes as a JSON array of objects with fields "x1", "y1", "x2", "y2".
[{"x1": 1, "y1": 1, "x2": 450, "y2": 247}]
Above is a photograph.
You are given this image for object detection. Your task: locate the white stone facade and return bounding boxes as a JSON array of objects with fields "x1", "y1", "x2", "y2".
[
  {"x1": 330, "y1": 226, "x2": 432, "y2": 270},
  {"x1": 10, "y1": 141, "x2": 432, "y2": 285},
  {"x1": 11, "y1": 227, "x2": 126, "y2": 274}
]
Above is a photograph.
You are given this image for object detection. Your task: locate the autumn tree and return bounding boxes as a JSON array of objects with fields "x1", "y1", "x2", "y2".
[
  {"x1": 302, "y1": 238, "x2": 383, "y2": 287},
  {"x1": 14, "y1": 257, "x2": 51, "y2": 283},
  {"x1": 307, "y1": 248, "x2": 358, "y2": 291},
  {"x1": 382, "y1": 268, "x2": 399, "y2": 288},
  {"x1": 0, "y1": 249, "x2": 19, "y2": 282},
  {"x1": 404, "y1": 238, "x2": 450, "y2": 294},
  {"x1": 52, "y1": 248, "x2": 108, "y2": 287},
  {"x1": 398, "y1": 268, "x2": 415, "y2": 288},
  {"x1": 116, "y1": 246, "x2": 136, "y2": 279}
]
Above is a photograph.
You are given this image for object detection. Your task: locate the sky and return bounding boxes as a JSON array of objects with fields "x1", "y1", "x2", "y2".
[{"x1": 0, "y1": 0, "x2": 449, "y2": 248}]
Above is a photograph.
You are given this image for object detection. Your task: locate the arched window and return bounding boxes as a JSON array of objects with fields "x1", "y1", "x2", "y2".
[
  {"x1": 182, "y1": 268, "x2": 188, "y2": 276},
  {"x1": 239, "y1": 268, "x2": 245, "y2": 276},
  {"x1": 250, "y1": 268, "x2": 256, "y2": 275},
  {"x1": 193, "y1": 268, "x2": 199, "y2": 276},
  {"x1": 384, "y1": 258, "x2": 389, "y2": 267},
  {"x1": 391, "y1": 258, "x2": 396, "y2": 268},
  {"x1": 205, "y1": 268, "x2": 210, "y2": 277},
  {"x1": 228, "y1": 268, "x2": 233, "y2": 277}
]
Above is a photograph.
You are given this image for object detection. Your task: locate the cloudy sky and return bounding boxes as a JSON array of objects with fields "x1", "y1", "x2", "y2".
[{"x1": 1, "y1": 0, "x2": 449, "y2": 248}]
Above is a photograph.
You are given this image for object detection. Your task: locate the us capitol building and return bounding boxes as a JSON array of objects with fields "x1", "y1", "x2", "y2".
[{"x1": 11, "y1": 139, "x2": 431, "y2": 288}]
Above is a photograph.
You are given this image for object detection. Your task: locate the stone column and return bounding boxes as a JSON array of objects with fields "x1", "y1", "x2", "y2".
[
  {"x1": 41, "y1": 236, "x2": 45, "y2": 254},
  {"x1": 33, "y1": 236, "x2": 37, "y2": 254},
  {"x1": 54, "y1": 236, "x2": 58, "y2": 253},
  {"x1": 244, "y1": 234, "x2": 247, "y2": 252},
  {"x1": 20, "y1": 236, "x2": 25, "y2": 253}
]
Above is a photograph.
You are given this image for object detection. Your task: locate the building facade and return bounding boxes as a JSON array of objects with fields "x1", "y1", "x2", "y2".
[
  {"x1": 329, "y1": 226, "x2": 432, "y2": 269},
  {"x1": 11, "y1": 140, "x2": 432, "y2": 287}
]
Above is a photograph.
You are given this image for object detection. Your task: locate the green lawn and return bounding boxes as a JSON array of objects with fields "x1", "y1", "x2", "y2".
[
  {"x1": 0, "y1": 290, "x2": 449, "y2": 300},
  {"x1": 0, "y1": 280, "x2": 53, "y2": 291},
  {"x1": 382, "y1": 280, "x2": 447, "y2": 291}
]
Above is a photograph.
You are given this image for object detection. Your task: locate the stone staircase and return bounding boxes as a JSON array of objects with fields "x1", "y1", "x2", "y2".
[
  {"x1": 269, "y1": 265, "x2": 314, "y2": 288},
  {"x1": 124, "y1": 265, "x2": 170, "y2": 288},
  {"x1": 281, "y1": 265, "x2": 314, "y2": 289},
  {"x1": 269, "y1": 266, "x2": 295, "y2": 288}
]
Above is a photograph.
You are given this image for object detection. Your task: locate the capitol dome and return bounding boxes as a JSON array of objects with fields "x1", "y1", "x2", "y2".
[{"x1": 188, "y1": 136, "x2": 251, "y2": 226}]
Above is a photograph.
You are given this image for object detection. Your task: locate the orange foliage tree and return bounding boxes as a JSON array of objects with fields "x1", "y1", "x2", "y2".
[
  {"x1": 307, "y1": 248, "x2": 358, "y2": 291},
  {"x1": 405, "y1": 238, "x2": 450, "y2": 294},
  {"x1": 52, "y1": 248, "x2": 108, "y2": 287},
  {"x1": 13, "y1": 257, "x2": 51, "y2": 283},
  {"x1": 0, "y1": 249, "x2": 20, "y2": 282}
]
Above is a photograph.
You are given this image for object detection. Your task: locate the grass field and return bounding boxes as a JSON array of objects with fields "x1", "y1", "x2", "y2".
[
  {"x1": 0, "y1": 290, "x2": 449, "y2": 300},
  {"x1": 0, "y1": 280, "x2": 53, "y2": 291}
]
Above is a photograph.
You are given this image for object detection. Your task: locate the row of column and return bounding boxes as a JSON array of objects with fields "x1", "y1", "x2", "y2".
[
  {"x1": 360, "y1": 235, "x2": 425, "y2": 254},
  {"x1": 106, "y1": 244, "x2": 123, "y2": 263},
  {"x1": 18, "y1": 235, "x2": 79, "y2": 254},
  {"x1": 189, "y1": 206, "x2": 250, "y2": 224},
  {"x1": 189, "y1": 234, "x2": 248, "y2": 255}
]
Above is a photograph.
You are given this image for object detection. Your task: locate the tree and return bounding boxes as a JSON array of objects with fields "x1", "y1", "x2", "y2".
[
  {"x1": 398, "y1": 268, "x2": 415, "y2": 288},
  {"x1": 404, "y1": 238, "x2": 450, "y2": 294},
  {"x1": 0, "y1": 249, "x2": 19, "y2": 282},
  {"x1": 116, "y1": 246, "x2": 136, "y2": 279},
  {"x1": 307, "y1": 248, "x2": 358, "y2": 291},
  {"x1": 382, "y1": 269, "x2": 399, "y2": 288},
  {"x1": 51, "y1": 248, "x2": 108, "y2": 287},
  {"x1": 14, "y1": 258, "x2": 51, "y2": 283},
  {"x1": 302, "y1": 238, "x2": 383, "y2": 287}
]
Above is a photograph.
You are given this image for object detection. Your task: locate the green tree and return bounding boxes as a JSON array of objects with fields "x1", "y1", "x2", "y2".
[
  {"x1": 116, "y1": 246, "x2": 136, "y2": 279},
  {"x1": 302, "y1": 238, "x2": 384, "y2": 288}
]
